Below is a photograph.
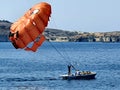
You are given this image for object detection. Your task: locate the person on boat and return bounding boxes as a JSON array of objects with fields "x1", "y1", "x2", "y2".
[
  {"x1": 75, "y1": 70, "x2": 81, "y2": 76},
  {"x1": 68, "y1": 65, "x2": 71, "y2": 75}
]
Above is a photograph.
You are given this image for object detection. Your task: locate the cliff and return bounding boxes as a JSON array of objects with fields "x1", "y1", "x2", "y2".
[
  {"x1": 0, "y1": 20, "x2": 120, "y2": 42},
  {"x1": 75, "y1": 31, "x2": 120, "y2": 42}
]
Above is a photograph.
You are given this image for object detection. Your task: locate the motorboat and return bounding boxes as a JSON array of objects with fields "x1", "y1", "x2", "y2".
[{"x1": 60, "y1": 65, "x2": 96, "y2": 80}]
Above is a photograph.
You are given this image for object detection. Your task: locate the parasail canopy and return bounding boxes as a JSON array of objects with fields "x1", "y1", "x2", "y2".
[{"x1": 9, "y1": 2, "x2": 51, "y2": 52}]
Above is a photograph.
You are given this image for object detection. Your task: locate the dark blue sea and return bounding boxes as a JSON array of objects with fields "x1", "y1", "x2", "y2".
[{"x1": 0, "y1": 42, "x2": 120, "y2": 90}]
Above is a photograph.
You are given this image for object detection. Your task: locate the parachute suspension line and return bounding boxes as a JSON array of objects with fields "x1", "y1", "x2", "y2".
[
  {"x1": 48, "y1": 41, "x2": 67, "y2": 60},
  {"x1": 48, "y1": 17, "x2": 72, "y2": 63},
  {"x1": 60, "y1": 42, "x2": 72, "y2": 62},
  {"x1": 47, "y1": 16, "x2": 68, "y2": 60},
  {"x1": 50, "y1": 16, "x2": 59, "y2": 30}
]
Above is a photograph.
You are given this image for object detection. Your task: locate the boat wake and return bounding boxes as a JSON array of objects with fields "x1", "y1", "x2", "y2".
[{"x1": 0, "y1": 77, "x2": 58, "y2": 82}]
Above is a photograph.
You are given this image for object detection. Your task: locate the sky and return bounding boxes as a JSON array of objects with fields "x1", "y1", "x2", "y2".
[{"x1": 0, "y1": 0, "x2": 120, "y2": 32}]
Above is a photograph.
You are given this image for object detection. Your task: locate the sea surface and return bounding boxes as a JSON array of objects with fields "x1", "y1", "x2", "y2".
[{"x1": 0, "y1": 42, "x2": 120, "y2": 90}]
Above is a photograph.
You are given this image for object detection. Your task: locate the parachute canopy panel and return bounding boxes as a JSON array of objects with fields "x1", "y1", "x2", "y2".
[{"x1": 9, "y1": 2, "x2": 51, "y2": 52}]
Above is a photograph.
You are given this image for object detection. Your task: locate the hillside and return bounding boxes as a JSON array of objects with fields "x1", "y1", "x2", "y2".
[
  {"x1": 0, "y1": 20, "x2": 12, "y2": 41},
  {"x1": 0, "y1": 20, "x2": 120, "y2": 42}
]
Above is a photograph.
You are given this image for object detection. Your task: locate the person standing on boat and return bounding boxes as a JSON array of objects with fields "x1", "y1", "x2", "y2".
[{"x1": 68, "y1": 65, "x2": 71, "y2": 75}]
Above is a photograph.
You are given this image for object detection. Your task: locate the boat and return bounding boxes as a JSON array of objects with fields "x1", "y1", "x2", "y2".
[{"x1": 60, "y1": 65, "x2": 96, "y2": 80}]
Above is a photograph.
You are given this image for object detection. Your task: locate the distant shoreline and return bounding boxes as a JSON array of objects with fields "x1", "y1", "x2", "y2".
[{"x1": 0, "y1": 20, "x2": 120, "y2": 42}]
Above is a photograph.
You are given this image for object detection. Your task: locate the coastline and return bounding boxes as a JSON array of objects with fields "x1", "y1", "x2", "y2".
[{"x1": 0, "y1": 20, "x2": 120, "y2": 42}]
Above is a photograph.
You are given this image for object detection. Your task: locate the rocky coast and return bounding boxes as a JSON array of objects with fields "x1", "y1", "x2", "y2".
[{"x1": 0, "y1": 20, "x2": 120, "y2": 42}]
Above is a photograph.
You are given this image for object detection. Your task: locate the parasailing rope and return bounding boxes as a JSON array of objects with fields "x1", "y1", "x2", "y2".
[
  {"x1": 48, "y1": 41, "x2": 67, "y2": 61},
  {"x1": 46, "y1": 16, "x2": 72, "y2": 64}
]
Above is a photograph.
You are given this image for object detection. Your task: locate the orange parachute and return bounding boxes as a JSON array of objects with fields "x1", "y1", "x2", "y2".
[{"x1": 9, "y1": 2, "x2": 51, "y2": 52}]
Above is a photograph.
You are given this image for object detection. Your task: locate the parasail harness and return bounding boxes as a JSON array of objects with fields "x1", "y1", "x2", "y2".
[{"x1": 9, "y1": 31, "x2": 19, "y2": 49}]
